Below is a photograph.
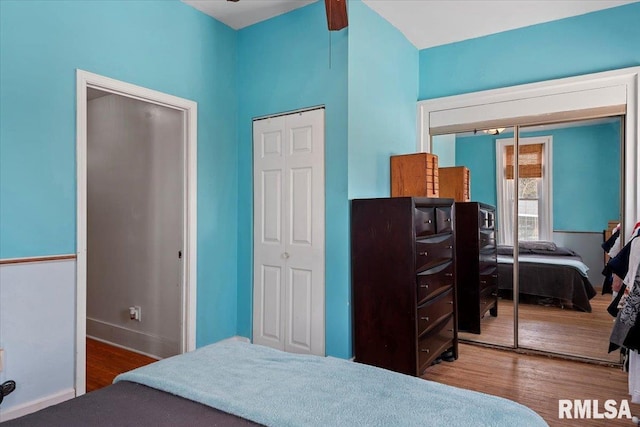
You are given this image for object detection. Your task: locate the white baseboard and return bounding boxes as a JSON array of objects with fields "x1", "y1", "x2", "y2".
[
  {"x1": 0, "y1": 388, "x2": 75, "y2": 422},
  {"x1": 87, "y1": 317, "x2": 178, "y2": 359},
  {"x1": 87, "y1": 335, "x2": 161, "y2": 361}
]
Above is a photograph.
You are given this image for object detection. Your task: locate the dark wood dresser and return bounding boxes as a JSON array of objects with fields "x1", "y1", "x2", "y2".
[
  {"x1": 351, "y1": 197, "x2": 458, "y2": 376},
  {"x1": 455, "y1": 202, "x2": 498, "y2": 334}
]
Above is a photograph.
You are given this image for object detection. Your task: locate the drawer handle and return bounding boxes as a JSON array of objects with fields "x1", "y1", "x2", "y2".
[
  {"x1": 448, "y1": 301, "x2": 453, "y2": 305},
  {"x1": 445, "y1": 218, "x2": 451, "y2": 222},
  {"x1": 491, "y1": 292, "x2": 498, "y2": 297},
  {"x1": 425, "y1": 219, "x2": 433, "y2": 224},
  {"x1": 420, "y1": 284, "x2": 429, "y2": 289},
  {"x1": 492, "y1": 274, "x2": 498, "y2": 278},
  {"x1": 480, "y1": 280, "x2": 487, "y2": 284},
  {"x1": 445, "y1": 273, "x2": 453, "y2": 277},
  {"x1": 421, "y1": 316, "x2": 430, "y2": 322},
  {"x1": 448, "y1": 329, "x2": 454, "y2": 332},
  {"x1": 419, "y1": 251, "x2": 428, "y2": 256},
  {"x1": 421, "y1": 349, "x2": 430, "y2": 354},
  {"x1": 447, "y1": 245, "x2": 453, "y2": 249}
]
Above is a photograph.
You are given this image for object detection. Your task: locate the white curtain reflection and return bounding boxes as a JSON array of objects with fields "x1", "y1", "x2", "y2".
[{"x1": 499, "y1": 178, "x2": 515, "y2": 245}]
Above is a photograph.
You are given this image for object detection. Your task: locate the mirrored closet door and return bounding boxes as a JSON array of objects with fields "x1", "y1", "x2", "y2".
[
  {"x1": 433, "y1": 126, "x2": 516, "y2": 349},
  {"x1": 514, "y1": 118, "x2": 622, "y2": 363},
  {"x1": 432, "y1": 117, "x2": 624, "y2": 364}
]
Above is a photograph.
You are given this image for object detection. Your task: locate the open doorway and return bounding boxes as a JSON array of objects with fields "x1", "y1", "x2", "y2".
[{"x1": 76, "y1": 71, "x2": 198, "y2": 396}]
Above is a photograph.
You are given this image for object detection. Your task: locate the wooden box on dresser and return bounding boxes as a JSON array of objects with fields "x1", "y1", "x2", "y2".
[
  {"x1": 390, "y1": 153, "x2": 439, "y2": 198},
  {"x1": 351, "y1": 197, "x2": 458, "y2": 376},
  {"x1": 455, "y1": 202, "x2": 498, "y2": 334},
  {"x1": 439, "y1": 166, "x2": 470, "y2": 202}
]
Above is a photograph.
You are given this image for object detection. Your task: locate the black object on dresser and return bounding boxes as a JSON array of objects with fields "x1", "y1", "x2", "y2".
[
  {"x1": 455, "y1": 202, "x2": 498, "y2": 334},
  {"x1": 351, "y1": 197, "x2": 458, "y2": 376}
]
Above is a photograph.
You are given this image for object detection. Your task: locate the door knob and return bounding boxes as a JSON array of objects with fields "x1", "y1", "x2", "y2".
[{"x1": 282, "y1": 252, "x2": 290, "y2": 259}]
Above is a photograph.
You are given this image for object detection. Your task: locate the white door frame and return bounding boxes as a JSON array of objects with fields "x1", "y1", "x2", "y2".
[
  {"x1": 75, "y1": 70, "x2": 197, "y2": 396},
  {"x1": 417, "y1": 66, "x2": 639, "y2": 243}
]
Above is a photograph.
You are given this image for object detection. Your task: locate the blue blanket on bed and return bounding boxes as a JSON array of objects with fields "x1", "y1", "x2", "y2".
[{"x1": 116, "y1": 340, "x2": 548, "y2": 427}]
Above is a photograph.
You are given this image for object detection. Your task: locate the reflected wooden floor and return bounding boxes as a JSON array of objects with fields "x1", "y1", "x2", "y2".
[
  {"x1": 86, "y1": 338, "x2": 158, "y2": 392},
  {"x1": 425, "y1": 343, "x2": 638, "y2": 427},
  {"x1": 459, "y1": 292, "x2": 620, "y2": 363}
]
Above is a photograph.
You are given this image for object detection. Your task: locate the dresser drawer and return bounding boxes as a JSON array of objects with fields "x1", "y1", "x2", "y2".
[
  {"x1": 416, "y1": 234, "x2": 454, "y2": 272},
  {"x1": 417, "y1": 315, "x2": 455, "y2": 373},
  {"x1": 416, "y1": 261, "x2": 454, "y2": 304},
  {"x1": 479, "y1": 285, "x2": 498, "y2": 312},
  {"x1": 436, "y1": 207, "x2": 453, "y2": 233},
  {"x1": 479, "y1": 208, "x2": 495, "y2": 230},
  {"x1": 414, "y1": 207, "x2": 436, "y2": 237},
  {"x1": 479, "y1": 272, "x2": 497, "y2": 292},
  {"x1": 417, "y1": 287, "x2": 454, "y2": 336},
  {"x1": 479, "y1": 249, "x2": 497, "y2": 266},
  {"x1": 479, "y1": 229, "x2": 495, "y2": 249},
  {"x1": 479, "y1": 263, "x2": 498, "y2": 277}
]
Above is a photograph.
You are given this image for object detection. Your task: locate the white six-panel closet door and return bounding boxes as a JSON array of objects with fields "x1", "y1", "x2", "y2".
[{"x1": 252, "y1": 108, "x2": 325, "y2": 356}]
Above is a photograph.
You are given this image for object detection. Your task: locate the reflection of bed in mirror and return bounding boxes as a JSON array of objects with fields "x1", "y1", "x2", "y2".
[{"x1": 496, "y1": 242, "x2": 597, "y2": 312}]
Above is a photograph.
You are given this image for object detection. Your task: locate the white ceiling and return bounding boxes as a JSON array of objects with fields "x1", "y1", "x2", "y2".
[
  {"x1": 183, "y1": 0, "x2": 317, "y2": 29},
  {"x1": 182, "y1": 0, "x2": 637, "y2": 49}
]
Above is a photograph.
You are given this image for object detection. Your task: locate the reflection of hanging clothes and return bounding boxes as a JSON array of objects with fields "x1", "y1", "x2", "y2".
[
  {"x1": 603, "y1": 229, "x2": 640, "y2": 292},
  {"x1": 609, "y1": 235, "x2": 640, "y2": 352},
  {"x1": 607, "y1": 230, "x2": 640, "y2": 353},
  {"x1": 609, "y1": 267, "x2": 640, "y2": 353},
  {"x1": 603, "y1": 236, "x2": 632, "y2": 295},
  {"x1": 621, "y1": 245, "x2": 640, "y2": 403},
  {"x1": 624, "y1": 237, "x2": 640, "y2": 289},
  {"x1": 602, "y1": 275, "x2": 613, "y2": 295},
  {"x1": 610, "y1": 283, "x2": 638, "y2": 351},
  {"x1": 603, "y1": 228, "x2": 621, "y2": 253},
  {"x1": 608, "y1": 283, "x2": 627, "y2": 317},
  {"x1": 602, "y1": 227, "x2": 621, "y2": 294}
]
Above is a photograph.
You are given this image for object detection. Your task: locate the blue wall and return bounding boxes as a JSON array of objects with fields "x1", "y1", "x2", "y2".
[
  {"x1": 419, "y1": 2, "x2": 640, "y2": 99},
  {"x1": 455, "y1": 134, "x2": 498, "y2": 208},
  {"x1": 236, "y1": 2, "x2": 350, "y2": 357},
  {"x1": 347, "y1": 0, "x2": 419, "y2": 198},
  {"x1": 235, "y1": 0, "x2": 417, "y2": 358},
  {"x1": 432, "y1": 134, "x2": 456, "y2": 167},
  {"x1": 0, "y1": 0, "x2": 240, "y2": 346},
  {"x1": 453, "y1": 122, "x2": 621, "y2": 232}
]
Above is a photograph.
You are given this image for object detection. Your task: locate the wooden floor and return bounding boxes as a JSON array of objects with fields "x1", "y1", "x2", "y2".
[
  {"x1": 459, "y1": 292, "x2": 621, "y2": 363},
  {"x1": 86, "y1": 338, "x2": 157, "y2": 392},
  {"x1": 426, "y1": 343, "x2": 638, "y2": 427}
]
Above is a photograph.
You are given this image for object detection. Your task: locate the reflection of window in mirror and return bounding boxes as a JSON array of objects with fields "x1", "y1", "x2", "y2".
[{"x1": 496, "y1": 137, "x2": 552, "y2": 245}]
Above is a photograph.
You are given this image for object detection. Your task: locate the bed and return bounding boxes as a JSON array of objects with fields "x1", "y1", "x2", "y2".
[
  {"x1": 496, "y1": 242, "x2": 597, "y2": 312},
  {"x1": 3, "y1": 340, "x2": 547, "y2": 426}
]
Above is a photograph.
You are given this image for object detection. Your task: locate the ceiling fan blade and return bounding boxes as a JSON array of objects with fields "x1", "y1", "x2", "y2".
[{"x1": 325, "y1": 0, "x2": 348, "y2": 31}]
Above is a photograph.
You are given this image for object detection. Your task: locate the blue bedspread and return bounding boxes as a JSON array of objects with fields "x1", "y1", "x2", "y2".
[{"x1": 116, "y1": 340, "x2": 548, "y2": 427}]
